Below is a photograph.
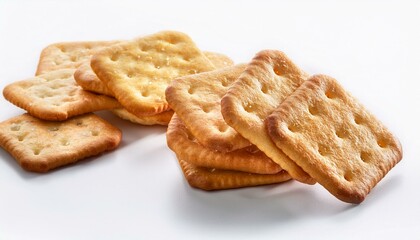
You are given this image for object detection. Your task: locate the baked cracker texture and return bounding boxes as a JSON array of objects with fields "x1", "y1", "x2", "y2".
[
  {"x1": 221, "y1": 50, "x2": 314, "y2": 184},
  {"x1": 167, "y1": 114, "x2": 282, "y2": 174},
  {"x1": 3, "y1": 69, "x2": 121, "y2": 121},
  {"x1": 91, "y1": 30, "x2": 216, "y2": 116},
  {"x1": 0, "y1": 113, "x2": 122, "y2": 172},
  {"x1": 178, "y1": 159, "x2": 291, "y2": 191},
  {"x1": 75, "y1": 51, "x2": 233, "y2": 96},
  {"x1": 112, "y1": 109, "x2": 174, "y2": 126},
  {"x1": 166, "y1": 64, "x2": 250, "y2": 152},
  {"x1": 36, "y1": 40, "x2": 120, "y2": 75},
  {"x1": 266, "y1": 75, "x2": 403, "y2": 203}
]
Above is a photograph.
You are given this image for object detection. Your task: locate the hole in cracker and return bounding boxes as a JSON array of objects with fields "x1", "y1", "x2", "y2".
[
  {"x1": 221, "y1": 79, "x2": 229, "y2": 87},
  {"x1": 70, "y1": 55, "x2": 78, "y2": 62},
  {"x1": 32, "y1": 147, "x2": 42, "y2": 156},
  {"x1": 91, "y1": 130, "x2": 99, "y2": 136},
  {"x1": 141, "y1": 91, "x2": 150, "y2": 97},
  {"x1": 308, "y1": 105, "x2": 320, "y2": 115},
  {"x1": 287, "y1": 123, "x2": 299, "y2": 133},
  {"x1": 317, "y1": 144, "x2": 330, "y2": 156},
  {"x1": 353, "y1": 114, "x2": 364, "y2": 125},
  {"x1": 260, "y1": 83, "x2": 269, "y2": 94},
  {"x1": 273, "y1": 67, "x2": 282, "y2": 76},
  {"x1": 60, "y1": 138, "x2": 70, "y2": 146},
  {"x1": 188, "y1": 69, "x2": 198, "y2": 75},
  {"x1": 344, "y1": 171, "x2": 354, "y2": 181},
  {"x1": 10, "y1": 123, "x2": 21, "y2": 131},
  {"x1": 325, "y1": 89, "x2": 337, "y2": 99},
  {"x1": 202, "y1": 105, "x2": 212, "y2": 113},
  {"x1": 335, "y1": 128, "x2": 347, "y2": 139},
  {"x1": 187, "y1": 87, "x2": 195, "y2": 94},
  {"x1": 75, "y1": 121, "x2": 84, "y2": 126},
  {"x1": 360, "y1": 151, "x2": 370, "y2": 163},
  {"x1": 218, "y1": 124, "x2": 228, "y2": 133},
  {"x1": 377, "y1": 137, "x2": 389, "y2": 148},
  {"x1": 17, "y1": 133, "x2": 28, "y2": 142},
  {"x1": 110, "y1": 54, "x2": 119, "y2": 62},
  {"x1": 243, "y1": 103, "x2": 255, "y2": 113}
]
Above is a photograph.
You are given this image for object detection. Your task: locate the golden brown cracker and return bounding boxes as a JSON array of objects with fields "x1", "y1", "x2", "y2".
[
  {"x1": 36, "y1": 40, "x2": 120, "y2": 75},
  {"x1": 111, "y1": 108, "x2": 173, "y2": 126},
  {"x1": 166, "y1": 64, "x2": 250, "y2": 152},
  {"x1": 202, "y1": 51, "x2": 234, "y2": 69},
  {"x1": 221, "y1": 50, "x2": 314, "y2": 184},
  {"x1": 266, "y1": 75, "x2": 402, "y2": 203},
  {"x1": 167, "y1": 114, "x2": 281, "y2": 174},
  {"x1": 0, "y1": 113, "x2": 122, "y2": 172},
  {"x1": 3, "y1": 69, "x2": 121, "y2": 121},
  {"x1": 75, "y1": 51, "x2": 233, "y2": 96},
  {"x1": 178, "y1": 158, "x2": 291, "y2": 191},
  {"x1": 91, "y1": 31, "x2": 216, "y2": 116}
]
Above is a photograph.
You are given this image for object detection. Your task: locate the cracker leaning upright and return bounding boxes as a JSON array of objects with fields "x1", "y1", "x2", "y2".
[
  {"x1": 166, "y1": 64, "x2": 251, "y2": 152},
  {"x1": 91, "y1": 31, "x2": 216, "y2": 116},
  {"x1": 221, "y1": 50, "x2": 314, "y2": 184},
  {"x1": 266, "y1": 75, "x2": 403, "y2": 203}
]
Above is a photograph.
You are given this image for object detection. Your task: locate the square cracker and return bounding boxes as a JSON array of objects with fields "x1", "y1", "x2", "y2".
[
  {"x1": 167, "y1": 114, "x2": 282, "y2": 174},
  {"x1": 36, "y1": 40, "x2": 120, "y2": 75},
  {"x1": 266, "y1": 75, "x2": 403, "y2": 203},
  {"x1": 91, "y1": 31, "x2": 216, "y2": 116},
  {"x1": 3, "y1": 69, "x2": 121, "y2": 121},
  {"x1": 74, "y1": 51, "x2": 233, "y2": 97},
  {"x1": 0, "y1": 113, "x2": 122, "y2": 172},
  {"x1": 221, "y1": 50, "x2": 314, "y2": 184},
  {"x1": 166, "y1": 64, "x2": 250, "y2": 152},
  {"x1": 178, "y1": 158, "x2": 291, "y2": 191}
]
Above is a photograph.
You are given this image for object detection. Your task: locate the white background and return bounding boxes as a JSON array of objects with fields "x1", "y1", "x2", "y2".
[{"x1": 0, "y1": 0, "x2": 419, "y2": 239}]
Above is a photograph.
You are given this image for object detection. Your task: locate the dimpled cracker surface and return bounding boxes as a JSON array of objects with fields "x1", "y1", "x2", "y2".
[
  {"x1": 0, "y1": 113, "x2": 122, "y2": 172},
  {"x1": 166, "y1": 64, "x2": 250, "y2": 152},
  {"x1": 221, "y1": 50, "x2": 314, "y2": 184},
  {"x1": 167, "y1": 114, "x2": 281, "y2": 174},
  {"x1": 111, "y1": 108, "x2": 173, "y2": 126},
  {"x1": 36, "y1": 40, "x2": 120, "y2": 75},
  {"x1": 266, "y1": 75, "x2": 403, "y2": 203},
  {"x1": 75, "y1": 51, "x2": 233, "y2": 97},
  {"x1": 91, "y1": 31, "x2": 216, "y2": 116},
  {"x1": 178, "y1": 159, "x2": 291, "y2": 190},
  {"x1": 3, "y1": 69, "x2": 121, "y2": 121}
]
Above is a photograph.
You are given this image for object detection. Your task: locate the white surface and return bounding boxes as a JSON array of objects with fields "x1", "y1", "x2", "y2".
[{"x1": 0, "y1": 0, "x2": 419, "y2": 239}]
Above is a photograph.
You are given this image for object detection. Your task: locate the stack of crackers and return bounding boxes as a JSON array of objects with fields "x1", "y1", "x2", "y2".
[
  {"x1": 166, "y1": 49, "x2": 403, "y2": 203},
  {"x1": 0, "y1": 30, "x2": 402, "y2": 204}
]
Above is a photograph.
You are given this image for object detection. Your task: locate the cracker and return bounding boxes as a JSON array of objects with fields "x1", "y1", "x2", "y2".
[
  {"x1": 0, "y1": 113, "x2": 122, "y2": 172},
  {"x1": 221, "y1": 50, "x2": 314, "y2": 184},
  {"x1": 91, "y1": 31, "x2": 216, "y2": 116},
  {"x1": 111, "y1": 108, "x2": 173, "y2": 126},
  {"x1": 167, "y1": 114, "x2": 281, "y2": 174},
  {"x1": 75, "y1": 51, "x2": 233, "y2": 96},
  {"x1": 36, "y1": 40, "x2": 120, "y2": 75},
  {"x1": 266, "y1": 75, "x2": 403, "y2": 203},
  {"x1": 202, "y1": 51, "x2": 234, "y2": 69},
  {"x1": 3, "y1": 69, "x2": 121, "y2": 121},
  {"x1": 178, "y1": 159, "x2": 291, "y2": 190},
  {"x1": 166, "y1": 64, "x2": 250, "y2": 152}
]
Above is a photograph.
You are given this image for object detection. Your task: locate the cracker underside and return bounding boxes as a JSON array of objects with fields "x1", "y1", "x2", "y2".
[
  {"x1": 0, "y1": 113, "x2": 122, "y2": 172},
  {"x1": 36, "y1": 40, "x2": 120, "y2": 75},
  {"x1": 166, "y1": 64, "x2": 250, "y2": 152},
  {"x1": 91, "y1": 30, "x2": 216, "y2": 116},
  {"x1": 112, "y1": 108, "x2": 173, "y2": 126},
  {"x1": 167, "y1": 114, "x2": 281, "y2": 174},
  {"x1": 221, "y1": 50, "x2": 314, "y2": 184},
  {"x1": 3, "y1": 69, "x2": 121, "y2": 121},
  {"x1": 266, "y1": 75, "x2": 403, "y2": 203},
  {"x1": 178, "y1": 159, "x2": 291, "y2": 190}
]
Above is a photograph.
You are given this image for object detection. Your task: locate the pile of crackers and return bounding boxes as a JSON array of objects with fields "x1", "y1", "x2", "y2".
[{"x1": 0, "y1": 31, "x2": 402, "y2": 204}]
